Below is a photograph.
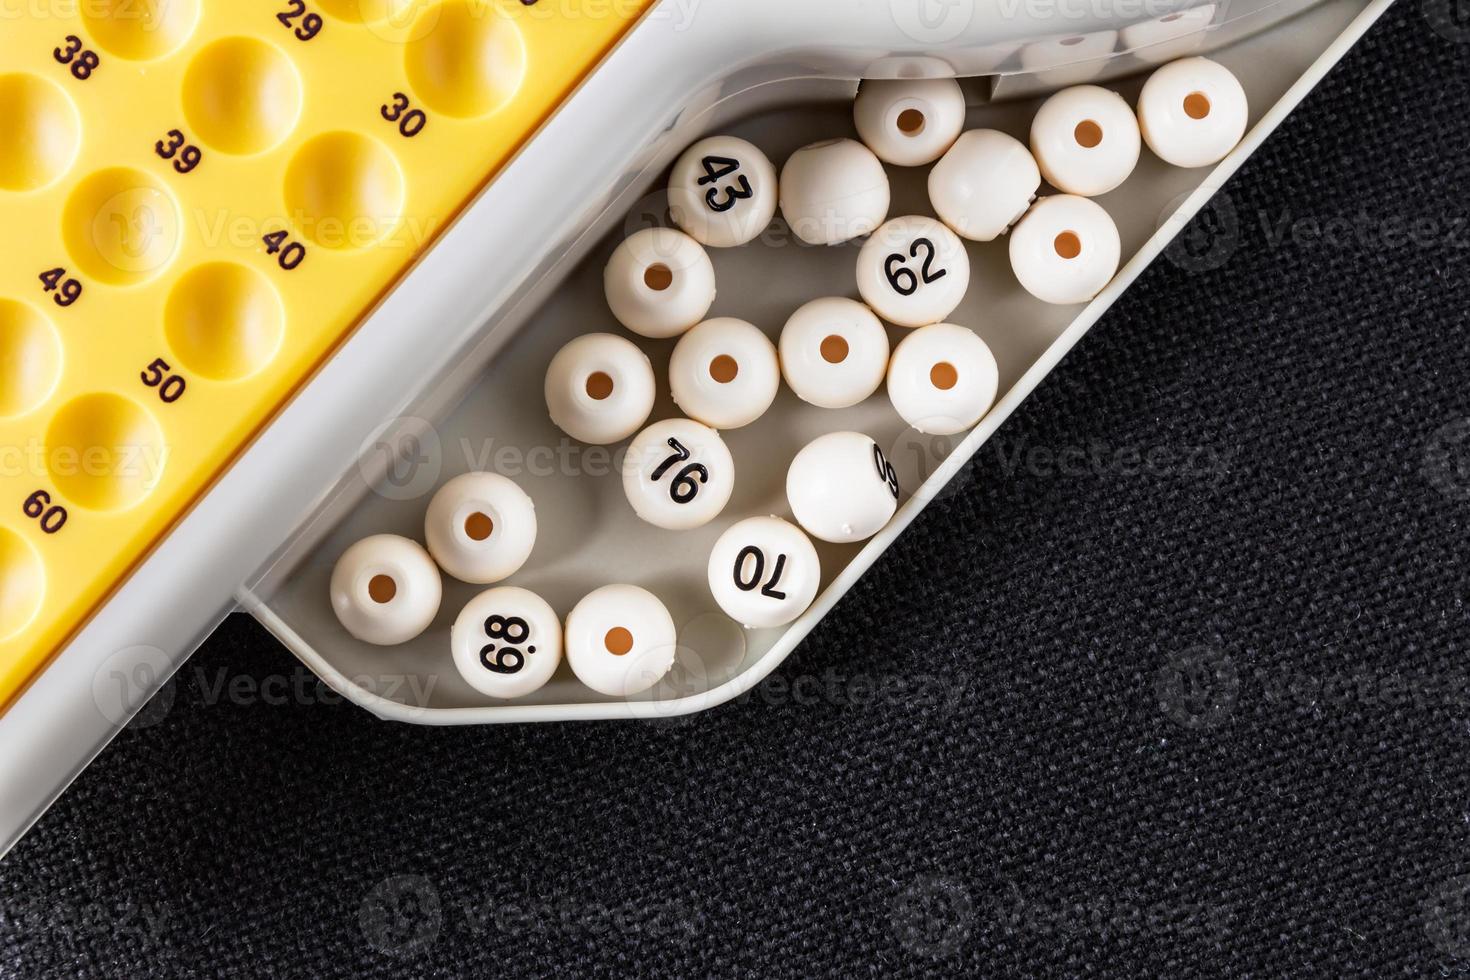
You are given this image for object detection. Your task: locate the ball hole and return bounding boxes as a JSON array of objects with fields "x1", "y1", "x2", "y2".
[
  {"x1": 1074, "y1": 120, "x2": 1103, "y2": 148},
  {"x1": 585, "y1": 371, "x2": 614, "y2": 400},
  {"x1": 1161, "y1": 11, "x2": 1183, "y2": 20},
  {"x1": 820, "y1": 334, "x2": 849, "y2": 364},
  {"x1": 930, "y1": 361, "x2": 959, "y2": 391},
  {"x1": 368, "y1": 574, "x2": 397, "y2": 604},
  {"x1": 1183, "y1": 92, "x2": 1212, "y2": 120},
  {"x1": 464, "y1": 511, "x2": 493, "y2": 541},
  {"x1": 1060, "y1": 35, "x2": 1085, "y2": 46},
  {"x1": 896, "y1": 108, "x2": 926, "y2": 136},
  {"x1": 1054, "y1": 231, "x2": 1082, "y2": 260},
  {"x1": 643, "y1": 263, "x2": 673, "y2": 291},
  {"x1": 604, "y1": 627, "x2": 633, "y2": 656},
  {"x1": 709, "y1": 354, "x2": 739, "y2": 383}
]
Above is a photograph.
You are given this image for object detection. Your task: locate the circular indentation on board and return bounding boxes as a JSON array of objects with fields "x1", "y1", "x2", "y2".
[
  {"x1": 0, "y1": 74, "x2": 81, "y2": 192},
  {"x1": 182, "y1": 38, "x2": 302, "y2": 155},
  {"x1": 404, "y1": 0, "x2": 526, "y2": 118},
  {"x1": 283, "y1": 132, "x2": 404, "y2": 249},
  {"x1": 45, "y1": 393, "x2": 166, "y2": 512},
  {"x1": 0, "y1": 527, "x2": 44, "y2": 641},
  {"x1": 0, "y1": 300, "x2": 63, "y2": 419},
  {"x1": 164, "y1": 262, "x2": 284, "y2": 380},
  {"x1": 80, "y1": 0, "x2": 200, "y2": 61},
  {"x1": 62, "y1": 168, "x2": 181, "y2": 286}
]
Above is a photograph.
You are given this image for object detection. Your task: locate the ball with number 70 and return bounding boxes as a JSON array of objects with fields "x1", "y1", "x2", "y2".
[{"x1": 708, "y1": 516, "x2": 821, "y2": 629}]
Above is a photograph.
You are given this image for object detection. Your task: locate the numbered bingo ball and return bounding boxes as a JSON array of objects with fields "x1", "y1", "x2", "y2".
[
  {"x1": 1029, "y1": 84, "x2": 1141, "y2": 198},
  {"x1": 779, "y1": 297, "x2": 890, "y2": 410},
  {"x1": 707, "y1": 516, "x2": 821, "y2": 629},
  {"x1": 886, "y1": 323, "x2": 999, "y2": 436},
  {"x1": 604, "y1": 227, "x2": 716, "y2": 338},
  {"x1": 544, "y1": 332, "x2": 656, "y2": 445},
  {"x1": 786, "y1": 431, "x2": 900, "y2": 544},
  {"x1": 330, "y1": 534, "x2": 442, "y2": 646},
  {"x1": 1137, "y1": 57, "x2": 1248, "y2": 169},
  {"x1": 424, "y1": 471, "x2": 536, "y2": 585},
  {"x1": 668, "y1": 135, "x2": 778, "y2": 248},
  {"x1": 669, "y1": 317, "x2": 779, "y2": 429},
  {"x1": 778, "y1": 138, "x2": 890, "y2": 245},
  {"x1": 852, "y1": 78, "x2": 966, "y2": 167},
  {"x1": 621, "y1": 418, "x2": 734, "y2": 530},
  {"x1": 565, "y1": 584, "x2": 678, "y2": 697},
  {"x1": 450, "y1": 586, "x2": 563, "y2": 700},
  {"x1": 1008, "y1": 195, "x2": 1121, "y2": 305},
  {"x1": 856, "y1": 215, "x2": 970, "y2": 328}
]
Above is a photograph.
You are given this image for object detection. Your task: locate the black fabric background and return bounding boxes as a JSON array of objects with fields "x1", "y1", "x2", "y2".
[{"x1": 5, "y1": 3, "x2": 1470, "y2": 975}]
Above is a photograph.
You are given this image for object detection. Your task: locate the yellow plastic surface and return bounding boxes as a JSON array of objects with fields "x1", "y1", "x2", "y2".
[{"x1": 0, "y1": 0, "x2": 651, "y2": 708}]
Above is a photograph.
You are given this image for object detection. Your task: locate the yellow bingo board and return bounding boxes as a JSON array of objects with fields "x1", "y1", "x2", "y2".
[{"x1": 0, "y1": 0, "x2": 651, "y2": 709}]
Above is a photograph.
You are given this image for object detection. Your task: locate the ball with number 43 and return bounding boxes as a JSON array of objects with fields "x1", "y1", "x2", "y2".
[
  {"x1": 708, "y1": 517, "x2": 821, "y2": 629},
  {"x1": 622, "y1": 418, "x2": 735, "y2": 530},
  {"x1": 667, "y1": 135, "x2": 778, "y2": 248}
]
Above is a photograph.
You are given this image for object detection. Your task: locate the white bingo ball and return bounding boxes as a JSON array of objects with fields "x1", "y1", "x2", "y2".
[
  {"x1": 928, "y1": 129, "x2": 1040, "y2": 242},
  {"x1": 886, "y1": 323, "x2": 999, "y2": 436},
  {"x1": 1017, "y1": 31, "x2": 1119, "y2": 87},
  {"x1": 1030, "y1": 85, "x2": 1141, "y2": 197},
  {"x1": 853, "y1": 78, "x2": 966, "y2": 167},
  {"x1": 707, "y1": 516, "x2": 821, "y2": 629},
  {"x1": 856, "y1": 215, "x2": 970, "y2": 328},
  {"x1": 622, "y1": 418, "x2": 734, "y2": 530},
  {"x1": 1009, "y1": 195, "x2": 1121, "y2": 305},
  {"x1": 669, "y1": 317, "x2": 779, "y2": 429},
  {"x1": 450, "y1": 586, "x2": 563, "y2": 700},
  {"x1": 1119, "y1": 6, "x2": 1215, "y2": 64},
  {"x1": 565, "y1": 584, "x2": 678, "y2": 697},
  {"x1": 779, "y1": 297, "x2": 889, "y2": 410},
  {"x1": 544, "y1": 332, "x2": 655, "y2": 445},
  {"x1": 330, "y1": 534, "x2": 442, "y2": 646},
  {"x1": 424, "y1": 472, "x2": 536, "y2": 585},
  {"x1": 1137, "y1": 57, "x2": 1248, "y2": 169},
  {"x1": 668, "y1": 135, "x2": 777, "y2": 248},
  {"x1": 778, "y1": 138, "x2": 890, "y2": 245},
  {"x1": 604, "y1": 228, "x2": 716, "y2": 338},
  {"x1": 786, "y1": 431, "x2": 900, "y2": 544}
]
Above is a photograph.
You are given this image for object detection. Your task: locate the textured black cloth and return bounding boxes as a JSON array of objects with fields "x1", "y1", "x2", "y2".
[{"x1": 4, "y1": 4, "x2": 1470, "y2": 976}]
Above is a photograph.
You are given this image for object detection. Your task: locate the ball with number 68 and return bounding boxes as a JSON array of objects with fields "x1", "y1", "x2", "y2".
[
  {"x1": 856, "y1": 215, "x2": 970, "y2": 328},
  {"x1": 621, "y1": 418, "x2": 734, "y2": 530},
  {"x1": 450, "y1": 586, "x2": 563, "y2": 700},
  {"x1": 667, "y1": 135, "x2": 778, "y2": 248},
  {"x1": 708, "y1": 517, "x2": 821, "y2": 629},
  {"x1": 786, "y1": 431, "x2": 900, "y2": 544}
]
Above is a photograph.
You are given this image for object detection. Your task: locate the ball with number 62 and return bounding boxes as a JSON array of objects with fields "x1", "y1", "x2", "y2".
[
  {"x1": 450, "y1": 586, "x2": 563, "y2": 700},
  {"x1": 856, "y1": 215, "x2": 970, "y2": 328},
  {"x1": 622, "y1": 418, "x2": 735, "y2": 530},
  {"x1": 708, "y1": 517, "x2": 821, "y2": 629}
]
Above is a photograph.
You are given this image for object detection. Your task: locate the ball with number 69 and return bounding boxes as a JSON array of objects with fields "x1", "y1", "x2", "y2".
[
  {"x1": 667, "y1": 135, "x2": 778, "y2": 248},
  {"x1": 708, "y1": 517, "x2": 821, "y2": 629},
  {"x1": 622, "y1": 418, "x2": 734, "y2": 530},
  {"x1": 856, "y1": 215, "x2": 970, "y2": 328},
  {"x1": 450, "y1": 586, "x2": 563, "y2": 700},
  {"x1": 786, "y1": 431, "x2": 900, "y2": 544}
]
